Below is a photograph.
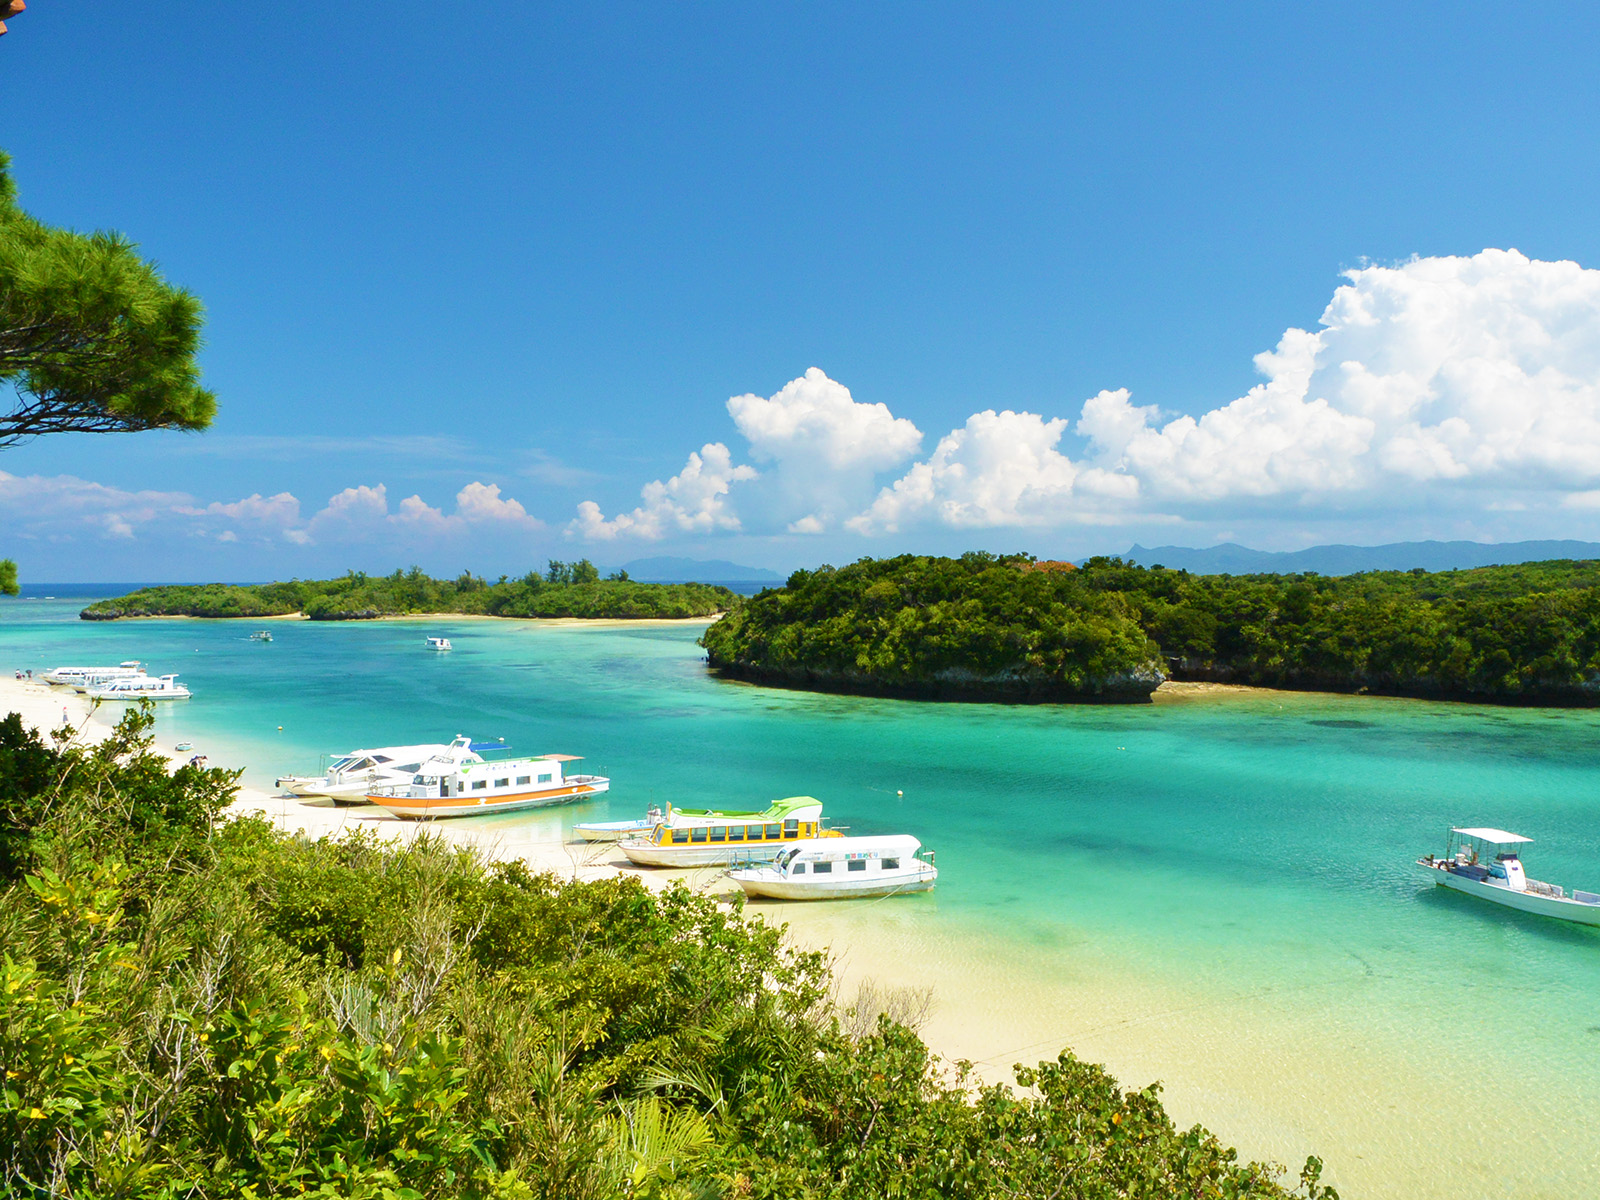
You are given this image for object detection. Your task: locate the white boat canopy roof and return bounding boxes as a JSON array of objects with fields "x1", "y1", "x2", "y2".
[{"x1": 1452, "y1": 827, "x2": 1533, "y2": 844}]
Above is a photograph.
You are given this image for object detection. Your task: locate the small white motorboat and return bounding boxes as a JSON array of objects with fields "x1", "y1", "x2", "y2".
[
  {"x1": 426, "y1": 636, "x2": 453, "y2": 651},
  {"x1": 730, "y1": 835, "x2": 938, "y2": 900},
  {"x1": 573, "y1": 804, "x2": 665, "y2": 842},
  {"x1": 1416, "y1": 828, "x2": 1600, "y2": 926},
  {"x1": 86, "y1": 673, "x2": 191, "y2": 701},
  {"x1": 248, "y1": 630, "x2": 273, "y2": 642}
]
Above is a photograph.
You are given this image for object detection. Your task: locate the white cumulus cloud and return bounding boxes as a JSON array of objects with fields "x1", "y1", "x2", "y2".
[
  {"x1": 570, "y1": 443, "x2": 757, "y2": 541},
  {"x1": 857, "y1": 248, "x2": 1600, "y2": 533}
]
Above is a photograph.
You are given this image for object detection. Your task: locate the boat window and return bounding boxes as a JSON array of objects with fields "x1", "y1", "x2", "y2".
[
  {"x1": 883, "y1": 857, "x2": 899, "y2": 870},
  {"x1": 672, "y1": 829, "x2": 690, "y2": 844},
  {"x1": 494, "y1": 778, "x2": 509, "y2": 788},
  {"x1": 352, "y1": 759, "x2": 373, "y2": 771},
  {"x1": 539, "y1": 773, "x2": 553, "y2": 784},
  {"x1": 516, "y1": 775, "x2": 531, "y2": 785},
  {"x1": 764, "y1": 823, "x2": 780, "y2": 840},
  {"x1": 690, "y1": 827, "x2": 708, "y2": 843},
  {"x1": 471, "y1": 780, "x2": 487, "y2": 791},
  {"x1": 710, "y1": 826, "x2": 727, "y2": 842},
  {"x1": 728, "y1": 825, "x2": 745, "y2": 841},
  {"x1": 373, "y1": 755, "x2": 392, "y2": 764},
  {"x1": 848, "y1": 859, "x2": 866, "y2": 872},
  {"x1": 792, "y1": 862, "x2": 806, "y2": 874},
  {"x1": 812, "y1": 861, "x2": 833, "y2": 873},
  {"x1": 782, "y1": 820, "x2": 799, "y2": 840},
  {"x1": 398, "y1": 763, "x2": 421, "y2": 773}
]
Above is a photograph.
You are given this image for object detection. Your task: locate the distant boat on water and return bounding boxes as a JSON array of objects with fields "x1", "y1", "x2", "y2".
[
  {"x1": 426, "y1": 636, "x2": 453, "y2": 651},
  {"x1": 248, "y1": 630, "x2": 273, "y2": 642},
  {"x1": 1417, "y1": 828, "x2": 1600, "y2": 926}
]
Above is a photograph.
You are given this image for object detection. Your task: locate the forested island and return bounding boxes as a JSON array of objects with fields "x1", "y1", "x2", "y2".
[
  {"x1": 700, "y1": 553, "x2": 1600, "y2": 706},
  {"x1": 80, "y1": 561, "x2": 735, "y2": 621},
  {"x1": 0, "y1": 706, "x2": 1334, "y2": 1198}
]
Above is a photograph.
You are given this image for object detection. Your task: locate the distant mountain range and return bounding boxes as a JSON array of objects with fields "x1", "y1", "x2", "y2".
[
  {"x1": 1121, "y1": 539, "x2": 1600, "y2": 576},
  {"x1": 620, "y1": 556, "x2": 783, "y2": 582}
]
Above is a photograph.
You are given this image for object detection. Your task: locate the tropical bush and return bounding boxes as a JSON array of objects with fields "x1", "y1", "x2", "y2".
[{"x1": 0, "y1": 704, "x2": 1333, "y2": 1198}]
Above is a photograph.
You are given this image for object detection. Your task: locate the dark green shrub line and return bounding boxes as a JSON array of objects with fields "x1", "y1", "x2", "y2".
[
  {"x1": 79, "y1": 562, "x2": 736, "y2": 622},
  {"x1": 701, "y1": 552, "x2": 1600, "y2": 706},
  {"x1": 0, "y1": 705, "x2": 1334, "y2": 1198}
]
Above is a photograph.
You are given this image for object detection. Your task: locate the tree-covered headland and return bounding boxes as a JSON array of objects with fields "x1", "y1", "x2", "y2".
[
  {"x1": 81, "y1": 562, "x2": 735, "y2": 622},
  {"x1": 0, "y1": 704, "x2": 1335, "y2": 1198},
  {"x1": 700, "y1": 553, "x2": 1600, "y2": 706}
]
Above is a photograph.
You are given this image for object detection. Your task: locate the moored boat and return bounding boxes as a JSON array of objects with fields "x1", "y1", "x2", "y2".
[
  {"x1": 86, "y1": 673, "x2": 191, "y2": 701},
  {"x1": 618, "y1": 796, "x2": 840, "y2": 867},
  {"x1": 366, "y1": 746, "x2": 608, "y2": 818},
  {"x1": 729, "y1": 835, "x2": 937, "y2": 900},
  {"x1": 45, "y1": 661, "x2": 144, "y2": 688},
  {"x1": 426, "y1": 636, "x2": 453, "y2": 651},
  {"x1": 573, "y1": 804, "x2": 664, "y2": 842},
  {"x1": 1416, "y1": 827, "x2": 1600, "y2": 926},
  {"x1": 248, "y1": 630, "x2": 273, "y2": 642},
  {"x1": 276, "y1": 735, "x2": 487, "y2": 801}
]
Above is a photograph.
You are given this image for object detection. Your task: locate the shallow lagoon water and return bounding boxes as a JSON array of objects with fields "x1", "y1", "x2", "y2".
[{"x1": 5, "y1": 598, "x2": 1600, "y2": 1198}]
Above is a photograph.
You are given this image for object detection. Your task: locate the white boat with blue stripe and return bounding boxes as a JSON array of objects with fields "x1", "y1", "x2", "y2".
[{"x1": 1416, "y1": 828, "x2": 1600, "y2": 926}]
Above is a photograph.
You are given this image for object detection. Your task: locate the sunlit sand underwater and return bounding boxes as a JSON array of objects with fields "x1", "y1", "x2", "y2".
[{"x1": 5, "y1": 597, "x2": 1600, "y2": 1199}]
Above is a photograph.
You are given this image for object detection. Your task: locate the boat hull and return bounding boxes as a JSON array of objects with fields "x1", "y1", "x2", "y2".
[
  {"x1": 1417, "y1": 861, "x2": 1600, "y2": 926},
  {"x1": 573, "y1": 819, "x2": 655, "y2": 843},
  {"x1": 620, "y1": 840, "x2": 795, "y2": 868},
  {"x1": 729, "y1": 865, "x2": 937, "y2": 901},
  {"x1": 368, "y1": 779, "x2": 609, "y2": 819}
]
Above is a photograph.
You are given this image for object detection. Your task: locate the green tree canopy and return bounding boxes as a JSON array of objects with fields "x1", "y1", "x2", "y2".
[{"x1": 0, "y1": 148, "x2": 215, "y2": 446}]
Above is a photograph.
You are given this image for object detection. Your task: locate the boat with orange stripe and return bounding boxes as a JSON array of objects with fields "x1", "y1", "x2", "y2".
[{"x1": 364, "y1": 745, "x2": 609, "y2": 819}]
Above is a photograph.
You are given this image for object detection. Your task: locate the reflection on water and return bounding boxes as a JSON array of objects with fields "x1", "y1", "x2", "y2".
[{"x1": 4, "y1": 599, "x2": 1600, "y2": 1199}]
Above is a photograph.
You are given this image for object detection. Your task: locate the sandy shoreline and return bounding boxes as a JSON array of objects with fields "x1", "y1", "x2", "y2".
[{"x1": 74, "y1": 611, "x2": 722, "y2": 628}]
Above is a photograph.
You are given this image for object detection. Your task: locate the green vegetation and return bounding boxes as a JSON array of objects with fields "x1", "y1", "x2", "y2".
[
  {"x1": 80, "y1": 562, "x2": 735, "y2": 622},
  {"x1": 701, "y1": 553, "x2": 1600, "y2": 705},
  {"x1": 0, "y1": 148, "x2": 214, "y2": 448},
  {"x1": 0, "y1": 704, "x2": 1334, "y2": 1198},
  {"x1": 0, "y1": 557, "x2": 15, "y2": 597}
]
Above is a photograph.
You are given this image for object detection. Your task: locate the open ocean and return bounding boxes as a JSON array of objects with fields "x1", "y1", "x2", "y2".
[{"x1": 4, "y1": 596, "x2": 1599, "y2": 1199}]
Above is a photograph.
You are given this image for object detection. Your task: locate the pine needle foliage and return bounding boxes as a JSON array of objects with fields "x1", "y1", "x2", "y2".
[{"x1": 0, "y1": 147, "x2": 215, "y2": 447}]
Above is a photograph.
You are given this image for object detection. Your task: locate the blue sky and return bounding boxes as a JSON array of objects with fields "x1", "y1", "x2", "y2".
[{"x1": 3, "y1": 2, "x2": 1600, "y2": 580}]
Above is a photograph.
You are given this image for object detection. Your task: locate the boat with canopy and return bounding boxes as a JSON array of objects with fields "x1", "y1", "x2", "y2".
[
  {"x1": 729, "y1": 834, "x2": 938, "y2": 900},
  {"x1": 618, "y1": 796, "x2": 841, "y2": 867},
  {"x1": 1416, "y1": 828, "x2": 1600, "y2": 926}
]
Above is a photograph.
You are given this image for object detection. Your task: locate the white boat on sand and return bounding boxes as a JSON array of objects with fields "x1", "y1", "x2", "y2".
[
  {"x1": 276, "y1": 736, "x2": 485, "y2": 802},
  {"x1": 366, "y1": 745, "x2": 608, "y2": 818},
  {"x1": 86, "y1": 673, "x2": 190, "y2": 701},
  {"x1": 45, "y1": 661, "x2": 144, "y2": 688},
  {"x1": 1416, "y1": 827, "x2": 1600, "y2": 927},
  {"x1": 573, "y1": 804, "x2": 664, "y2": 842},
  {"x1": 730, "y1": 835, "x2": 938, "y2": 901}
]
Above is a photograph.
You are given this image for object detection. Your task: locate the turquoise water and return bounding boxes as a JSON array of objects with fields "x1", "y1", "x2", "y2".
[{"x1": 5, "y1": 599, "x2": 1600, "y2": 1197}]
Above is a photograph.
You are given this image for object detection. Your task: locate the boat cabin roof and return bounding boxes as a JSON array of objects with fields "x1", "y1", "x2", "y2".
[
  {"x1": 781, "y1": 834, "x2": 922, "y2": 857},
  {"x1": 672, "y1": 795, "x2": 823, "y2": 821},
  {"x1": 1452, "y1": 827, "x2": 1533, "y2": 845}
]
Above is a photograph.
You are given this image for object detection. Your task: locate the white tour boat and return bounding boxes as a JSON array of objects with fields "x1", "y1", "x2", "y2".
[
  {"x1": 729, "y1": 835, "x2": 938, "y2": 901},
  {"x1": 618, "y1": 796, "x2": 840, "y2": 867},
  {"x1": 1416, "y1": 828, "x2": 1600, "y2": 927},
  {"x1": 573, "y1": 804, "x2": 665, "y2": 842},
  {"x1": 85, "y1": 673, "x2": 191, "y2": 701},
  {"x1": 248, "y1": 630, "x2": 274, "y2": 642},
  {"x1": 365, "y1": 745, "x2": 608, "y2": 818},
  {"x1": 426, "y1": 636, "x2": 453, "y2": 651},
  {"x1": 275, "y1": 735, "x2": 487, "y2": 801},
  {"x1": 44, "y1": 661, "x2": 144, "y2": 688}
]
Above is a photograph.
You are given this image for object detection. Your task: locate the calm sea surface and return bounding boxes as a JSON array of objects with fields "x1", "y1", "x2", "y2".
[{"x1": 4, "y1": 597, "x2": 1599, "y2": 1198}]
